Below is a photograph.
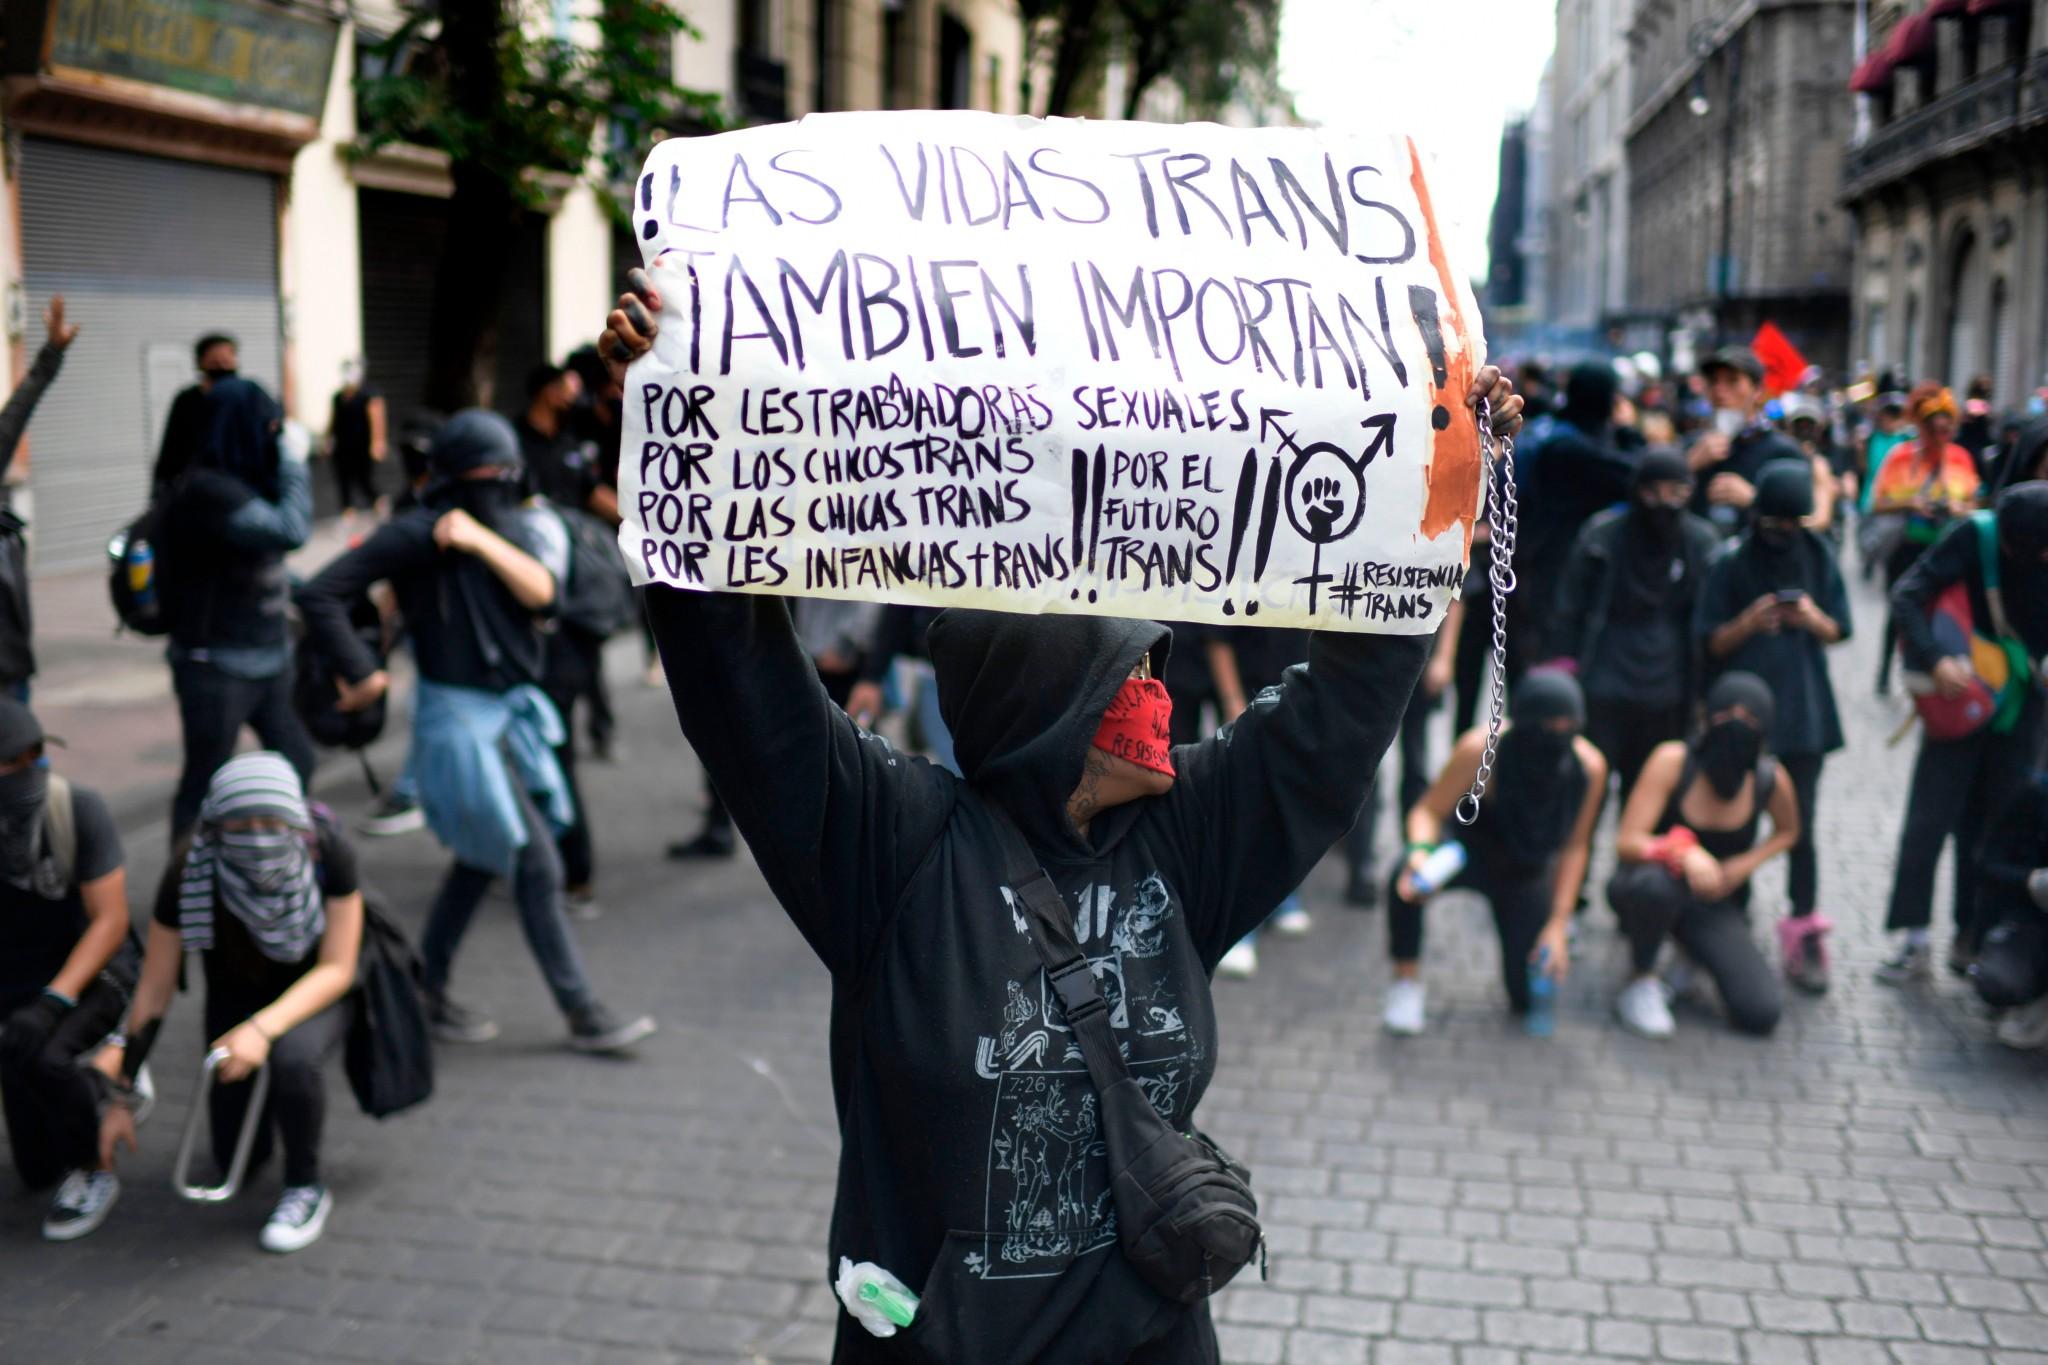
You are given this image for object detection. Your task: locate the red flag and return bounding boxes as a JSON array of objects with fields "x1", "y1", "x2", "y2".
[{"x1": 1751, "y1": 322, "x2": 1810, "y2": 397}]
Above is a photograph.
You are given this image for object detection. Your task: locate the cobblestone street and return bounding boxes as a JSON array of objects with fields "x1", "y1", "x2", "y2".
[{"x1": 3, "y1": 569, "x2": 2045, "y2": 1365}]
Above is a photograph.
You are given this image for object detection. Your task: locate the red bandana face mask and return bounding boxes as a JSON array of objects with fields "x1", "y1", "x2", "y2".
[{"x1": 1091, "y1": 677, "x2": 1176, "y2": 777}]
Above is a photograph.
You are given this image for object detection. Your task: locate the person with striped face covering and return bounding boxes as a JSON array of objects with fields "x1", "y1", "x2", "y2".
[{"x1": 97, "y1": 752, "x2": 364, "y2": 1253}]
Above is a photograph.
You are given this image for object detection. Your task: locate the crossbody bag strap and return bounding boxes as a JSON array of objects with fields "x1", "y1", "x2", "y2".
[{"x1": 981, "y1": 800, "x2": 1133, "y2": 1098}]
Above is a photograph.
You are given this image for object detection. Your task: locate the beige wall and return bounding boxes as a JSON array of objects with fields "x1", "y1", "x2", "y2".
[{"x1": 282, "y1": 23, "x2": 366, "y2": 429}]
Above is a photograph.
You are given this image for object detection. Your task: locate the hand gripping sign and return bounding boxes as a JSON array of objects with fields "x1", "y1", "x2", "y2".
[{"x1": 618, "y1": 110, "x2": 1488, "y2": 634}]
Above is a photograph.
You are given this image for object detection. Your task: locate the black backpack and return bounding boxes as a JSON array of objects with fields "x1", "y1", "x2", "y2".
[
  {"x1": 107, "y1": 503, "x2": 171, "y2": 636},
  {"x1": 291, "y1": 586, "x2": 387, "y2": 751},
  {"x1": 556, "y1": 505, "x2": 636, "y2": 639},
  {"x1": 344, "y1": 896, "x2": 434, "y2": 1119}
]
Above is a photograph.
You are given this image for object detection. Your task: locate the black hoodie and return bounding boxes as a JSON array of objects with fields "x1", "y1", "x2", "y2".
[{"x1": 645, "y1": 587, "x2": 1426, "y2": 1363}]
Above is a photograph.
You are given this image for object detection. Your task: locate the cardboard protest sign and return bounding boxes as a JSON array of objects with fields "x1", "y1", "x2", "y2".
[{"x1": 619, "y1": 110, "x2": 1488, "y2": 634}]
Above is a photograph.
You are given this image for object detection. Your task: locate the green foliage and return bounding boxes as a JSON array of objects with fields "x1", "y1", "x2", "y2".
[
  {"x1": 352, "y1": 0, "x2": 721, "y2": 210},
  {"x1": 1019, "y1": 0, "x2": 1283, "y2": 122}
]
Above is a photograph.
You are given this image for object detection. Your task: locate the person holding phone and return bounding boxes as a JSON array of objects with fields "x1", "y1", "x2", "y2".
[{"x1": 1696, "y1": 461, "x2": 1851, "y2": 994}]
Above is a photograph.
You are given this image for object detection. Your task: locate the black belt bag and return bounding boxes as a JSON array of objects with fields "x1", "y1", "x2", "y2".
[{"x1": 987, "y1": 806, "x2": 1265, "y2": 1305}]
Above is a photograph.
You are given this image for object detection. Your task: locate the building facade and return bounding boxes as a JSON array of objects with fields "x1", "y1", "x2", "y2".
[
  {"x1": 1624, "y1": 0, "x2": 1858, "y2": 375},
  {"x1": 1546, "y1": 0, "x2": 1635, "y2": 348},
  {"x1": 1, "y1": 0, "x2": 1024, "y2": 570},
  {"x1": 1841, "y1": 0, "x2": 2047, "y2": 406}
]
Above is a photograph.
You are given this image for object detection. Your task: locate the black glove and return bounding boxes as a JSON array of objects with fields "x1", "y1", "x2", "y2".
[{"x1": 0, "y1": 994, "x2": 68, "y2": 1064}]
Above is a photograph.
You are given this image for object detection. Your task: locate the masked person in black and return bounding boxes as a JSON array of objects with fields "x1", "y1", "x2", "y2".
[
  {"x1": 0, "y1": 298, "x2": 80, "y2": 703},
  {"x1": 1608, "y1": 672, "x2": 1800, "y2": 1039},
  {"x1": 599, "y1": 272, "x2": 1522, "y2": 1365},
  {"x1": 1697, "y1": 461, "x2": 1851, "y2": 993},
  {"x1": 1512, "y1": 361, "x2": 1636, "y2": 669},
  {"x1": 152, "y1": 332, "x2": 238, "y2": 493},
  {"x1": 1552, "y1": 449, "x2": 1720, "y2": 806},
  {"x1": 97, "y1": 753, "x2": 360, "y2": 1252},
  {"x1": 0, "y1": 700, "x2": 134, "y2": 1241},
  {"x1": 297, "y1": 412, "x2": 653, "y2": 1054},
  {"x1": 156, "y1": 376, "x2": 318, "y2": 841},
  {"x1": 1381, "y1": 669, "x2": 1605, "y2": 1035},
  {"x1": 1878, "y1": 482, "x2": 2048, "y2": 982}
]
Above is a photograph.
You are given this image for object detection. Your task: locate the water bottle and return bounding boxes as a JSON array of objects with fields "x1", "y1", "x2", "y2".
[
  {"x1": 1410, "y1": 840, "x2": 1466, "y2": 896},
  {"x1": 128, "y1": 539, "x2": 156, "y2": 611},
  {"x1": 1525, "y1": 946, "x2": 1556, "y2": 1038}
]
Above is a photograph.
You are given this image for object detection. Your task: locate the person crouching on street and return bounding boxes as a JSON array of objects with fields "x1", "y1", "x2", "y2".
[
  {"x1": 1608, "y1": 673, "x2": 1799, "y2": 1040},
  {"x1": 599, "y1": 267, "x2": 1522, "y2": 1363},
  {"x1": 96, "y1": 753, "x2": 361, "y2": 1252},
  {"x1": 0, "y1": 698, "x2": 138, "y2": 1240},
  {"x1": 1382, "y1": 669, "x2": 1605, "y2": 1035},
  {"x1": 295, "y1": 411, "x2": 654, "y2": 1054}
]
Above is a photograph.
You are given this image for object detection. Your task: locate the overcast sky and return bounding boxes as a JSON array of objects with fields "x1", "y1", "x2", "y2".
[{"x1": 1278, "y1": 0, "x2": 1559, "y2": 283}]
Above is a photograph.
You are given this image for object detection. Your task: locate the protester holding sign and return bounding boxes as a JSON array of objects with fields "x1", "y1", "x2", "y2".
[{"x1": 598, "y1": 232, "x2": 1520, "y2": 1357}]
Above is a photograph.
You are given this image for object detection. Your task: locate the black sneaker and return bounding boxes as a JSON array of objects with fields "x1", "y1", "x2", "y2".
[
  {"x1": 567, "y1": 1004, "x2": 656, "y2": 1054},
  {"x1": 428, "y1": 994, "x2": 500, "y2": 1044},
  {"x1": 665, "y1": 829, "x2": 735, "y2": 860},
  {"x1": 1343, "y1": 868, "x2": 1378, "y2": 908},
  {"x1": 260, "y1": 1184, "x2": 332, "y2": 1253},
  {"x1": 43, "y1": 1170, "x2": 119, "y2": 1242},
  {"x1": 361, "y1": 793, "x2": 426, "y2": 837}
]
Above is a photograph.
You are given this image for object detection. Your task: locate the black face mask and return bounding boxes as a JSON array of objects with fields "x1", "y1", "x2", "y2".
[
  {"x1": 1755, "y1": 525, "x2": 1798, "y2": 551},
  {"x1": 1697, "y1": 719, "x2": 1762, "y2": 799},
  {"x1": 0, "y1": 763, "x2": 48, "y2": 881},
  {"x1": 1636, "y1": 503, "x2": 1683, "y2": 541},
  {"x1": 202, "y1": 365, "x2": 238, "y2": 383},
  {"x1": 451, "y1": 477, "x2": 522, "y2": 523}
]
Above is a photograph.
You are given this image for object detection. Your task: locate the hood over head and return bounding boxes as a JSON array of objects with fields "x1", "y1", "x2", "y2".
[
  {"x1": 1631, "y1": 449, "x2": 1691, "y2": 493},
  {"x1": 1705, "y1": 670, "x2": 1776, "y2": 737},
  {"x1": 1561, "y1": 361, "x2": 1619, "y2": 431},
  {"x1": 198, "y1": 377, "x2": 282, "y2": 497},
  {"x1": 1754, "y1": 458, "x2": 1815, "y2": 519},
  {"x1": 930, "y1": 609, "x2": 1172, "y2": 851},
  {"x1": 1996, "y1": 480, "x2": 2048, "y2": 564},
  {"x1": 427, "y1": 409, "x2": 524, "y2": 482},
  {"x1": 1511, "y1": 667, "x2": 1585, "y2": 731}
]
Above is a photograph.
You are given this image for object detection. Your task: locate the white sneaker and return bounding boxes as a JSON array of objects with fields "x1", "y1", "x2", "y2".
[
  {"x1": 43, "y1": 1170, "x2": 119, "y2": 1241},
  {"x1": 260, "y1": 1184, "x2": 333, "y2": 1253},
  {"x1": 1996, "y1": 996, "x2": 2048, "y2": 1051},
  {"x1": 1272, "y1": 906, "x2": 1313, "y2": 936},
  {"x1": 1383, "y1": 979, "x2": 1427, "y2": 1035},
  {"x1": 1217, "y1": 941, "x2": 1259, "y2": 978},
  {"x1": 1616, "y1": 977, "x2": 1676, "y2": 1039}
]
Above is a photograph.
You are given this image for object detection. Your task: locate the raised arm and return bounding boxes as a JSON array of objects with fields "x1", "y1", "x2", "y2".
[
  {"x1": 0, "y1": 299, "x2": 77, "y2": 480},
  {"x1": 645, "y1": 588, "x2": 954, "y2": 976}
]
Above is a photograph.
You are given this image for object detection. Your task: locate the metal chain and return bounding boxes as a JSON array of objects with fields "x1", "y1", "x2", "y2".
[{"x1": 1455, "y1": 398, "x2": 1519, "y2": 827}]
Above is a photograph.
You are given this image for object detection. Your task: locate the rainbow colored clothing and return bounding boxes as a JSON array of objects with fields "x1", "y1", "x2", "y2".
[{"x1": 1869, "y1": 443, "x2": 1981, "y2": 545}]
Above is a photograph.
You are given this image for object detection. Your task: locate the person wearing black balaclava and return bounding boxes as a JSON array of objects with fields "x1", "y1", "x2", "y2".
[
  {"x1": 152, "y1": 331, "x2": 239, "y2": 493},
  {"x1": 0, "y1": 698, "x2": 134, "y2": 1241},
  {"x1": 599, "y1": 269, "x2": 1526, "y2": 1365},
  {"x1": 297, "y1": 411, "x2": 654, "y2": 1055},
  {"x1": 1698, "y1": 460, "x2": 1851, "y2": 994},
  {"x1": 155, "y1": 375, "x2": 317, "y2": 841},
  {"x1": 1552, "y1": 448, "x2": 1720, "y2": 807},
  {"x1": 1512, "y1": 361, "x2": 1637, "y2": 671},
  {"x1": 1381, "y1": 669, "x2": 1606, "y2": 1035},
  {"x1": 1608, "y1": 672, "x2": 1800, "y2": 1039},
  {"x1": 1878, "y1": 481, "x2": 2048, "y2": 983}
]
